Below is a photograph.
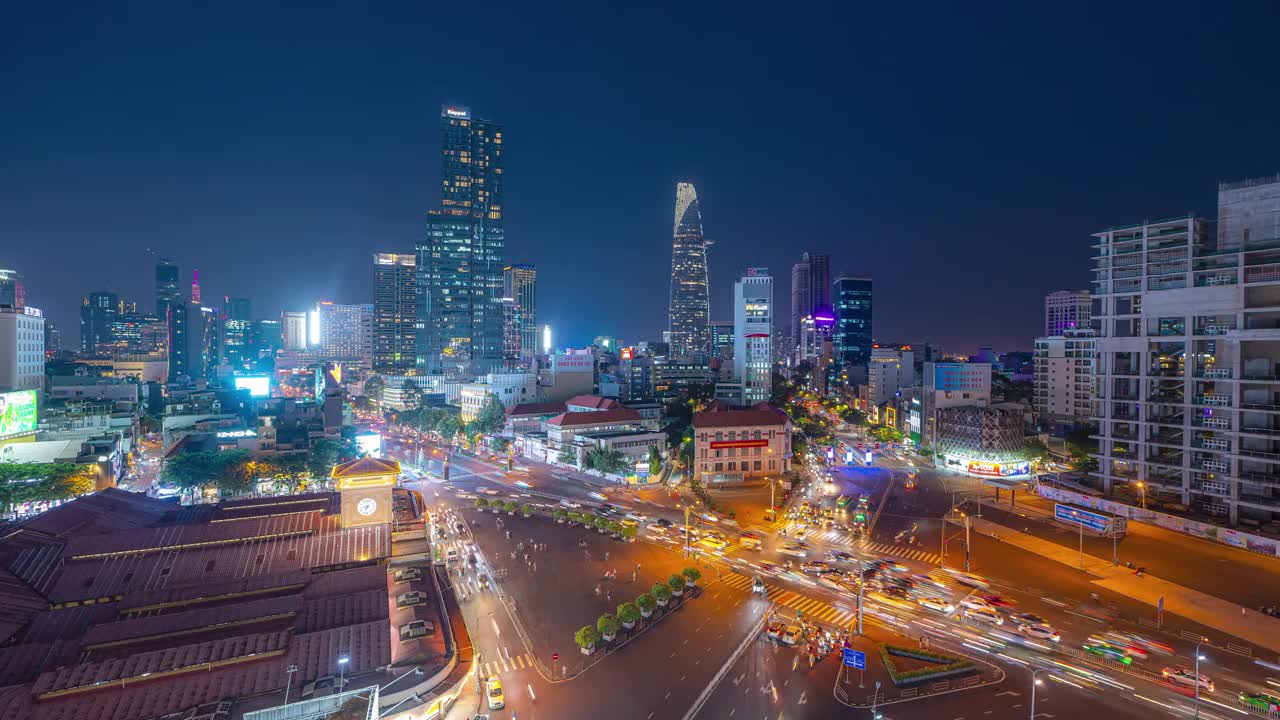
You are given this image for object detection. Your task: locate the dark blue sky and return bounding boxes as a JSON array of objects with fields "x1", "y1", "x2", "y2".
[{"x1": 4, "y1": 2, "x2": 1279, "y2": 353}]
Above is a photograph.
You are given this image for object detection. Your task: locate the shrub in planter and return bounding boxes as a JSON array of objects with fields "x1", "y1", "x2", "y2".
[
  {"x1": 474, "y1": 498, "x2": 489, "y2": 511},
  {"x1": 607, "y1": 521, "x2": 622, "y2": 535},
  {"x1": 594, "y1": 516, "x2": 609, "y2": 533},
  {"x1": 622, "y1": 525, "x2": 638, "y2": 542},
  {"x1": 681, "y1": 567, "x2": 702, "y2": 586},
  {"x1": 635, "y1": 593, "x2": 656, "y2": 618},
  {"x1": 575, "y1": 625, "x2": 601, "y2": 655},
  {"x1": 651, "y1": 583, "x2": 672, "y2": 607},
  {"x1": 597, "y1": 613, "x2": 619, "y2": 641},
  {"x1": 520, "y1": 503, "x2": 534, "y2": 517},
  {"x1": 503, "y1": 500, "x2": 518, "y2": 514},
  {"x1": 617, "y1": 602, "x2": 640, "y2": 629},
  {"x1": 568, "y1": 511, "x2": 583, "y2": 525},
  {"x1": 554, "y1": 508, "x2": 568, "y2": 524},
  {"x1": 668, "y1": 574, "x2": 686, "y2": 596}
]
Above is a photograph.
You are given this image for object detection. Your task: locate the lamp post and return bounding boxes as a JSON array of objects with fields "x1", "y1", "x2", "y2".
[
  {"x1": 1030, "y1": 668, "x2": 1049, "y2": 719},
  {"x1": 856, "y1": 558, "x2": 865, "y2": 635},
  {"x1": 337, "y1": 655, "x2": 349, "y2": 691},
  {"x1": 1137, "y1": 481, "x2": 1146, "y2": 510},
  {"x1": 283, "y1": 664, "x2": 298, "y2": 704},
  {"x1": 684, "y1": 505, "x2": 692, "y2": 558},
  {"x1": 1194, "y1": 640, "x2": 1206, "y2": 720}
]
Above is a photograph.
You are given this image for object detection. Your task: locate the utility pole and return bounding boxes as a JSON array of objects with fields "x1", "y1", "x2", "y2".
[
  {"x1": 965, "y1": 514, "x2": 971, "y2": 574},
  {"x1": 856, "y1": 558, "x2": 865, "y2": 635},
  {"x1": 1194, "y1": 640, "x2": 1205, "y2": 720},
  {"x1": 1078, "y1": 517, "x2": 1084, "y2": 569}
]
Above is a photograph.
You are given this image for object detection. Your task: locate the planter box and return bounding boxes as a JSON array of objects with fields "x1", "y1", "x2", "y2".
[
  {"x1": 580, "y1": 645, "x2": 595, "y2": 656},
  {"x1": 556, "y1": 519, "x2": 565, "y2": 524},
  {"x1": 621, "y1": 621, "x2": 635, "y2": 630},
  {"x1": 522, "y1": 513, "x2": 531, "y2": 518},
  {"x1": 671, "y1": 588, "x2": 684, "y2": 597},
  {"x1": 656, "y1": 599, "x2": 668, "y2": 607},
  {"x1": 601, "y1": 632, "x2": 616, "y2": 642},
  {"x1": 639, "y1": 609, "x2": 653, "y2": 619}
]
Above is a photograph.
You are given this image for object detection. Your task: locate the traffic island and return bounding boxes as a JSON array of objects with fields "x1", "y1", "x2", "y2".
[
  {"x1": 877, "y1": 644, "x2": 976, "y2": 686},
  {"x1": 830, "y1": 626, "x2": 1004, "y2": 708}
]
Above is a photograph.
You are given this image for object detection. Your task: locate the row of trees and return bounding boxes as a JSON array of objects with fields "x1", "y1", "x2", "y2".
[
  {"x1": 160, "y1": 436, "x2": 358, "y2": 498},
  {"x1": 0, "y1": 463, "x2": 97, "y2": 513},
  {"x1": 390, "y1": 395, "x2": 507, "y2": 440},
  {"x1": 574, "y1": 568, "x2": 702, "y2": 652}
]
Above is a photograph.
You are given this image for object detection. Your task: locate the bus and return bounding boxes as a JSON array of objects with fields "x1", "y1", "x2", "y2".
[{"x1": 836, "y1": 495, "x2": 851, "y2": 509}]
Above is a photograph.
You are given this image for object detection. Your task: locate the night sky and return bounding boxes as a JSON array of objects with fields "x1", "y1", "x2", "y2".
[{"x1": 4, "y1": 2, "x2": 1279, "y2": 353}]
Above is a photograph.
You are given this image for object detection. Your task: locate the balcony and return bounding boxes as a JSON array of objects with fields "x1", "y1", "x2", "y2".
[
  {"x1": 1242, "y1": 425, "x2": 1280, "y2": 436},
  {"x1": 1195, "y1": 367, "x2": 1233, "y2": 379},
  {"x1": 1195, "y1": 273, "x2": 1238, "y2": 288},
  {"x1": 1191, "y1": 459, "x2": 1229, "y2": 473},
  {"x1": 1236, "y1": 448, "x2": 1280, "y2": 462},
  {"x1": 1191, "y1": 482, "x2": 1231, "y2": 498},
  {"x1": 1191, "y1": 437, "x2": 1230, "y2": 450},
  {"x1": 1147, "y1": 368, "x2": 1183, "y2": 378},
  {"x1": 1194, "y1": 324, "x2": 1236, "y2": 336},
  {"x1": 1239, "y1": 470, "x2": 1280, "y2": 486},
  {"x1": 1239, "y1": 494, "x2": 1280, "y2": 511},
  {"x1": 1150, "y1": 277, "x2": 1187, "y2": 291},
  {"x1": 1245, "y1": 266, "x2": 1280, "y2": 284},
  {"x1": 1191, "y1": 416, "x2": 1232, "y2": 430},
  {"x1": 1192, "y1": 394, "x2": 1232, "y2": 407},
  {"x1": 1241, "y1": 402, "x2": 1280, "y2": 412},
  {"x1": 1149, "y1": 415, "x2": 1186, "y2": 427}
]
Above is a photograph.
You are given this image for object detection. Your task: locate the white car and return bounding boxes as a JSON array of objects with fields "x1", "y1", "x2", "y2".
[
  {"x1": 780, "y1": 544, "x2": 809, "y2": 558},
  {"x1": 960, "y1": 596, "x2": 992, "y2": 611},
  {"x1": 799, "y1": 561, "x2": 830, "y2": 574},
  {"x1": 917, "y1": 596, "x2": 955, "y2": 614},
  {"x1": 1019, "y1": 623, "x2": 1060, "y2": 643},
  {"x1": 1162, "y1": 667, "x2": 1214, "y2": 693},
  {"x1": 752, "y1": 576, "x2": 767, "y2": 594},
  {"x1": 781, "y1": 625, "x2": 803, "y2": 645},
  {"x1": 944, "y1": 569, "x2": 991, "y2": 588},
  {"x1": 486, "y1": 677, "x2": 505, "y2": 710},
  {"x1": 964, "y1": 606, "x2": 1003, "y2": 625}
]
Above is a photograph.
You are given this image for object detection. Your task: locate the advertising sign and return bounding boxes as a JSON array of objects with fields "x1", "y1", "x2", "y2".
[
  {"x1": 620, "y1": 347, "x2": 634, "y2": 360},
  {"x1": 1055, "y1": 503, "x2": 1109, "y2": 533},
  {"x1": 0, "y1": 389, "x2": 37, "y2": 440},
  {"x1": 355, "y1": 432, "x2": 382, "y2": 457},
  {"x1": 234, "y1": 375, "x2": 272, "y2": 398},
  {"x1": 710, "y1": 439, "x2": 768, "y2": 450},
  {"x1": 845, "y1": 449, "x2": 854, "y2": 465},
  {"x1": 864, "y1": 451, "x2": 874, "y2": 465},
  {"x1": 966, "y1": 460, "x2": 1031, "y2": 478}
]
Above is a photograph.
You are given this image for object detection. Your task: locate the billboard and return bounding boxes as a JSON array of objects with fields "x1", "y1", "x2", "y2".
[
  {"x1": 355, "y1": 432, "x2": 382, "y2": 457},
  {"x1": 620, "y1": 347, "x2": 634, "y2": 360},
  {"x1": 966, "y1": 460, "x2": 1031, "y2": 478},
  {"x1": 1055, "y1": 503, "x2": 1109, "y2": 533},
  {"x1": 0, "y1": 390, "x2": 38, "y2": 441},
  {"x1": 234, "y1": 375, "x2": 272, "y2": 398}
]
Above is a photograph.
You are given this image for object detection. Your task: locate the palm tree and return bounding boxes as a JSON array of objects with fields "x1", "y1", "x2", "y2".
[{"x1": 647, "y1": 445, "x2": 663, "y2": 476}]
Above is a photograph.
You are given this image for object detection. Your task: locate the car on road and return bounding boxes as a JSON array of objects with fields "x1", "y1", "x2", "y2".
[
  {"x1": 1011, "y1": 612, "x2": 1046, "y2": 626},
  {"x1": 700, "y1": 536, "x2": 728, "y2": 550},
  {"x1": 799, "y1": 561, "x2": 830, "y2": 574},
  {"x1": 1240, "y1": 692, "x2": 1280, "y2": 713},
  {"x1": 1162, "y1": 667, "x2": 1214, "y2": 693},
  {"x1": 780, "y1": 543, "x2": 808, "y2": 558},
  {"x1": 1083, "y1": 637, "x2": 1133, "y2": 665},
  {"x1": 960, "y1": 596, "x2": 992, "y2": 611},
  {"x1": 1099, "y1": 632, "x2": 1148, "y2": 660},
  {"x1": 765, "y1": 623, "x2": 784, "y2": 640},
  {"x1": 981, "y1": 594, "x2": 1016, "y2": 608},
  {"x1": 445, "y1": 549, "x2": 459, "y2": 564},
  {"x1": 559, "y1": 498, "x2": 582, "y2": 509},
  {"x1": 781, "y1": 626, "x2": 803, "y2": 645},
  {"x1": 752, "y1": 577, "x2": 767, "y2": 594},
  {"x1": 943, "y1": 569, "x2": 991, "y2": 588},
  {"x1": 485, "y1": 677, "x2": 505, "y2": 710},
  {"x1": 1018, "y1": 623, "x2": 1060, "y2": 643},
  {"x1": 963, "y1": 606, "x2": 1003, "y2": 625},
  {"x1": 826, "y1": 550, "x2": 855, "y2": 563},
  {"x1": 917, "y1": 596, "x2": 955, "y2": 614},
  {"x1": 654, "y1": 517, "x2": 674, "y2": 528}
]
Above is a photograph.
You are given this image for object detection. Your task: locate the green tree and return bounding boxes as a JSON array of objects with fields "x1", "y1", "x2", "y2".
[
  {"x1": 473, "y1": 394, "x2": 508, "y2": 435},
  {"x1": 617, "y1": 602, "x2": 640, "y2": 625},
  {"x1": 575, "y1": 625, "x2": 601, "y2": 650},
  {"x1": 307, "y1": 439, "x2": 343, "y2": 479},
  {"x1": 363, "y1": 375, "x2": 386, "y2": 405},
  {"x1": 635, "y1": 593, "x2": 656, "y2": 615},
  {"x1": 1072, "y1": 454, "x2": 1099, "y2": 473},
  {"x1": 647, "y1": 445, "x2": 663, "y2": 475},
  {"x1": 557, "y1": 444, "x2": 578, "y2": 467},
  {"x1": 492, "y1": 437, "x2": 511, "y2": 453},
  {"x1": 502, "y1": 500, "x2": 518, "y2": 513},
  {"x1": 597, "y1": 613, "x2": 619, "y2": 638},
  {"x1": 161, "y1": 452, "x2": 222, "y2": 494},
  {"x1": 435, "y1": 413, "x2": 459, "y2": 440},
  {"x1": 400, "y1": 384, "x2": 422, "y2": 411}
]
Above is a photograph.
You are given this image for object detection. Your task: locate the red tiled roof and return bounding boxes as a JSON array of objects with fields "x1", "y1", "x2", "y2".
[
  {"x1": 693, "y1": 402, "x2": 790, "y2": 429},
  {"x1": 565, "y1": 395, "x2": 621, "y2": 410},
  {"x1": 82, "y1": 594, "x2": 304, "y2": 648},
  {"x1": 331, "y1": 456, "x2": 401, "y2": 478},
  {"x1": 546, "y1": 408, "x2": 642, "y2": 427},
  {"x1": 505, "y1": 401, "x2": 566, "y2": 417}
]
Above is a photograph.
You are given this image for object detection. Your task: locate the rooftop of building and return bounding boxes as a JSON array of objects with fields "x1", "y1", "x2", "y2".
[
  {"x1": 575, "y1": 429, "x2": 665, "y2": 440},
  {"x1": 564, "y1": 395, "x2": 622, "y2": 410},
  {"x1": 505, "y1": 401, "x2": 566, "y2": 417},
  {"x1": 547, "y1": 408, "x2": 643, "y2": 427},
  {"x1": 0, "y1": 486, "x2": 438, "y2": 720},
  {"x1": 693, "y1": 402, "x2": 790, "y2": 429}
]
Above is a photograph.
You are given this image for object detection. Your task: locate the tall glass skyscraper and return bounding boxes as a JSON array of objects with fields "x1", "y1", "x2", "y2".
[
  {"x1": 832, "y1": 276, "x2": 873, "y2": 386},
  {"x1": 416, "y1": 106, "x2": 505, "y2": 377},
  {"x1": 373, "y1": 253, "x2": 417, "y2": 373},
  {"x1": 503, "y1": 263, "x2": 537, "y2": 369},
  {"x1": 155, "y1": 257, "x2": 189, "y2": 379},
  {"x1": 668, "y1": 182, "x2": 710, "y2": 358},
  {"x1": 222, "y1": 296, "x2": 252, "y2": 371},
  {"x1": 790, "y1": 252, "x2": 830, "y2": 350}
]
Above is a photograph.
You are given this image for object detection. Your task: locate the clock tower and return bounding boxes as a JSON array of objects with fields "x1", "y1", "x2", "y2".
[{"x1": 330, "y1": 456, "x2": 400, "y2": 528}]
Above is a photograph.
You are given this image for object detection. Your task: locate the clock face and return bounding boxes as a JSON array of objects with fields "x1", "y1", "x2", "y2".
[{"x1": 357, "y1": 498, "x2": 377, "y2": 516}]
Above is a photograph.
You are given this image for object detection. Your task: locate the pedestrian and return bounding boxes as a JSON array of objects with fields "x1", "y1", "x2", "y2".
[{"x1": 605, "y1": 551, "x2": 610, "y2": 561}]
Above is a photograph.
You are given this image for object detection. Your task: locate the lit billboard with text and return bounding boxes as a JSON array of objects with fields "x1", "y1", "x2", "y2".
[
  {"x1": 0, "y1": 390, "x2": 38, "y2": 441},
  {"x1": 234, "y1": 375, "x2": 272, "y2": 398}
]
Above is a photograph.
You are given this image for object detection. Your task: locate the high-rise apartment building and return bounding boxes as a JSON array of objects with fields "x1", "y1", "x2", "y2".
[
  {"x1": 922, "y1": 361, "x2": 991, "y2": 451},
  {"x1": 222, "y1": 297, "x2": 252, "y2": 371},
  {"x1": 195, "y1": 306, "x2": 222, "y2": 379},
  {"x1": 1091, "y1": 175, "x2": 1280, "y2": 525},
  {"x1": 316, "y1": 302, "x2": 373, "y2": 365},
  {"x1": 190, "y1": 269, "x2": 201, "y2": 306},
  {"x1": 1033, "y1": 328, "x2": 1095, "y2": 426},
  {"x1": 79, "y1": 291, "x2": 118, "y2": 352},
  {"x1": 282, "y1": 311, "x2": 308, "y2": 351},
  {"x1": 503, "y1": 264, "x2": 537, "y2": 370},
  {"x1": 416, "y1": 106, "x2": 505, "y2": 377},
  {"x1": 1045, "y1": 289, "x2": 1091, "y2": 336},
  {"x1": 0, "y1": 269, "x2": 24, "y2": 310},
  {"x1": 0, "y1": 306, "x2": 44, "y2": 393},
  {"x1": 155, "y1": 257, "x2": 188, "y2": 379},
  {"x1": 668, "y1": 182, "x2": 711, "y2": 359},
  {"x1": 252, "y1": 319, "x2": 282, "y2": 367},
  {"x1": 790, "y1": 252, "x2": 831, "y2": 350},
  {"x1": 734, "y1": 268, "x2": 773, "y2": 404},
  {"x1": 832, "y1": 276, "x2": 873, "y2": 386},
  {"x1": 373, "y1": 253, "x2": 417, "y2": 373},
  {"x1": 868, "y1": 346, "x2": 917, "y2": 407}
]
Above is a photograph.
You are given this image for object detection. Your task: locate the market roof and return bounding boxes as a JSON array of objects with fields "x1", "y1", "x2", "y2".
[
  {"x1": 693, "y1": 402, "x2": 790, "y2": 429},
  {"x1": 505, "y1": 401, "x2": 566, "y2": 417},
  {"x1": 546, "y1": 408, "x2": 642, "y2": 428},
  {"x1": 565, "y1": 395, "x2": 622, "y2": 410}
]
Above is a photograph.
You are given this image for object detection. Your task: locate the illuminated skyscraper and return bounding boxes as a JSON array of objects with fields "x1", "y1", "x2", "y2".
[
  {"x1": 734, "y1": 268, "x2": 773, "y2": 404},
  {"x1": 668, "y1": 182, "x2": 710, "y2": 358},
  {"x1": 416, "y1": 105, "x2": 505, "y2": 376},
  {"x1": 790, "y1": 252, "x2": 830, "y2": 350},
  {"x1": 222, "y1": 296, "x2": 252, "y2": 371},
  {"x1": 832, "y1": 276, "x2": 873, "y2": 386},
  {"x1": 373, "y1": 253, "x2": 417, "y2": 373},
  {"x1": 155, "y1": 257, "x2": 189, "y2": 379},
  {"x1": 503, "y1": 264, "x2": 536, "y2": 369}
]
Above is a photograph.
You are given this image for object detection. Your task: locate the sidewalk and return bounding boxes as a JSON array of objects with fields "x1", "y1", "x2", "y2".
[{"x1": 970, "y1": 515, "x2": 1280, "y2": 655}]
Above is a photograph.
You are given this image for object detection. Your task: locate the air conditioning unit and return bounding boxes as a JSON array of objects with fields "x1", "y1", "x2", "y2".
[
  {"x1": 399, "y1": 620, "x2": 436, "y2": 641},
  {"x1": 396, "y1": 591, "x2": 425, "y2": 608},
  {"x1": 393, "y1": 568, "x2": 422, "y2": 584}
]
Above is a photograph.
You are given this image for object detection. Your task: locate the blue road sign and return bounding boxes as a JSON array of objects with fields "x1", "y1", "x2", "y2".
[
  {"x1": 843, "y1": 649, "x2": 866, "y2": 669},
  {"x1": 1054, "y1": 503, "x2": 1109, "y2": 533}
]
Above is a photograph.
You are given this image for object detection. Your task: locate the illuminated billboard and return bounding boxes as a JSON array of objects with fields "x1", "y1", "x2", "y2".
[
  {"x1": 966, "y1": 460, "x2": 1031, "y2": 478},
  {"x1": 355, "y1": 432, "x2": 382, "y2": 457},
  {"x1": 0, "y1": 390, "x2": 37, "y2": 440},
  {"x1": 234, "y1": 375, "x2": 272, "y2": 398},
  {"x1": 621, "y1": 347, "x2": 634, "y2": 360}
]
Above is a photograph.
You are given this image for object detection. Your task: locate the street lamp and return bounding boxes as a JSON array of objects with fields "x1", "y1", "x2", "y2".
[
  {"x1": 283, "y1": 664, "x2": 298, "y2": 704},
  {"x1": 1194, "y1": 640, "x2": 1207, "y2": 720},
  {"x1": 337, "y1": 655, "x2": 349, "y2": 691},
  {"x1": 1137, "y1": 481, "x2": 1146, "y2": 510},
  {"x1": 1030, "y1": 668, "x2": 1050, "y2": 720}
]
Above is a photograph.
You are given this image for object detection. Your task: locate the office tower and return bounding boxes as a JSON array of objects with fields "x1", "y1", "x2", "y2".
[
  {"x1": 373, "y1": 253, "x2": 417, "y2": 373},
  {"x1": 667, "y1": 182, "x2": 711, "y2": 358},
  {"x1": 1033, "y1": 328, "x2": 1095, "y2": 427},
  {"x1": 832, "y1": 276, "x2": 873, "y2": 385},
  {"x1": 196, "y1": 306, "x2": 222, "y2": 379},
  {"x1": 416, "y1": 105, "x2": 505, "y2": 377},
  {"x1": 503, "y1": 264, "x2": 537, "y2": 369},
  {"x1": 1044, "y1": 289, "x2": 1091, "y2": 336},
  {"x1": 191, "y1": 269, "x2": 201, "y2": 305},
  {"x1": 221, "y1": 296, "x2": 252, "y2": 371},
  {"x1": 79, "y1": 291, "x2": 119, "y2": 352},
  {"x1": 282, "y1": 311, "x2": 308, "y2": 351},
  {"x1": 155, "y1": 257, "x2": 188, "y2": 379},
  {"x1": 1091, "y1": 175, "x2": 1280, "y2": 525},
  {"x1": 44, "y1": 320, "x2": 60, "y2": 358},
  {"x1": 0, "y1": 305, "x2": 44, "y2": 393},
  {"x1": 790, "y1": 252, "x2": 831, "y2": 349},
  {"x1": 711, "y1": 320, "x2": 735, "y2": 378},
  {"x1": 252, "y1": 319, "x2": 282, "y2": 366},
  {"x1": 0, "y1": 269, "x2": 24, "y2": 309},
  {"x1": 316, "y1": 302, "x2": 373, "y2": 365},
  {"x1": 733, "y1": 267, "x2": 773, "y2": 404},
  {"x1": 867, "y1": 346, "x2": 917, "y2": 407}
]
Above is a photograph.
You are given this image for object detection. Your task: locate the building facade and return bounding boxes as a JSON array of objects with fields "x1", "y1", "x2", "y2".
[
  {"x1": 922, "y1": 361, "x2": 991, "y2": 452},
  {"x1": 692, "y1": 402, "x2": 792, "y2": 484},
  {"x1": 373, "y1": 253, "x2": 417, "y2": 373},
  {"x1": 79, "y1": 291, "x2": 118, "y2": 352},
  {"x1": 867, "y1": 346, "x2": 916, "y2": 408},
  {"x1": 0, "y1": 306, "x2": 45, "y2": 393},
  {"x1": 832, "y1": 276, "x2": 873, "y2": 386},
  {"x1": 316, "y1": 302, "x2": 373, "y2": 365},
  {"x1": 503, "y1": 264, "x2": 537, "y2": 370},
  {"x1": 1033, "y1": 328, "x2": 1095, "y2": 426},
  {"x1": 668, "y1": 182, "x2": 711, "y2": 359},
  {"x1": 0, "y1": 269, "x2": 24, "y2": 310},
  {"x1": 416, "y1": 106, "x2": 505, "y2": 377},
  {"x1": 790, "y1": 252, "x2": 831, "y2": 350},
  {"x1": 155, "y1": 257, "x2": 189, "y2": 379},
  {"x1": 1091, "y1": 175, "x2": 1280, "y2": 524},
  {"x1": 221, "y1": 296, "x2": 252, "y2": 371},
  {"x1": 1045, "y1": 289, "x2": 1091, "y2": 336},
  {"x1": 733, "y1": 267, "x2": 773, "y2": 404},
  {"x1": 281, "y1": 311, "x2": 307, "y2": 351}
]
